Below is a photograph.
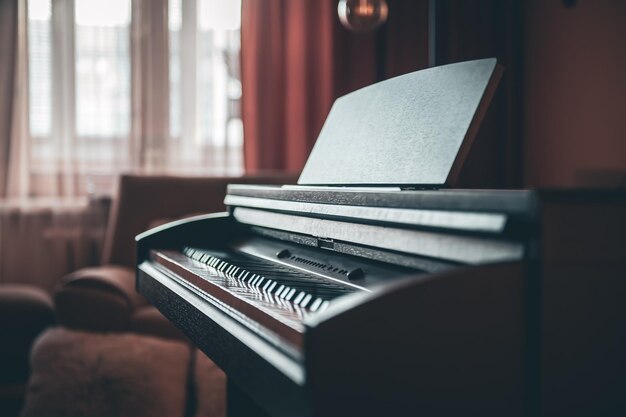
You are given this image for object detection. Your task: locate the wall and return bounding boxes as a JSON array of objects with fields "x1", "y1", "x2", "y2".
[{"x1": 524, "y1": 0, "x2": 626, "y2": 187}]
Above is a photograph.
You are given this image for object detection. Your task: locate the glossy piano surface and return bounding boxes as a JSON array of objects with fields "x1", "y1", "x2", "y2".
[
  {"x1": 137, "y1": 187, "x2": 530, "y2": 417},
  {"x1": 136, "y1": 187, "x2": 626, "y2": 417}
]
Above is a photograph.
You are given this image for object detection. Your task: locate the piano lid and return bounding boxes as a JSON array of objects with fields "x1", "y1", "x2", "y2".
[{"x1": 298, "y1": 58, "x2": 503, "y2": 188}]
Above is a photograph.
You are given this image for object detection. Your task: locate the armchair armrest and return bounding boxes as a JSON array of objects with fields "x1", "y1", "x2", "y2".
[
  {"x1": 0, "y1": 285, "x2": 55, "y2": 387},
  {"x1": 54, "y1": 265, "x2": 145, "y2": 332}
]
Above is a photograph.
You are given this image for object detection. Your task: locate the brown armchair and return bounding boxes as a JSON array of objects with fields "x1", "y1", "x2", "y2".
[
  {"x1": 0, "y1": 285, "x2": 55, "y2": 416},
  {"x1": 53, "y1": 173, "x2": 296, "y2": 339}
]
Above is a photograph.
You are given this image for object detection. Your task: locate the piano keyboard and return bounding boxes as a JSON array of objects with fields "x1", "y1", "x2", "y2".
[{"x1": 151, "y1": 247, "x2": 356, "y2": 348}]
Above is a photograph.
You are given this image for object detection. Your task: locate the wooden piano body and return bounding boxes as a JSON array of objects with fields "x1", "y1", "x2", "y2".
[
  {"x1": 135, "y1": 60, "x2": 626, "y2": 416},
  {"x1": 137, "y1": 187, "x2": 625, "y2": 417}
]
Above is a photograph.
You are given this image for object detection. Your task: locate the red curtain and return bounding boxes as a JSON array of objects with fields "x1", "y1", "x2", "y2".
[{"x1": 241, "y1": 0, "x2": 428, "y2": 173}]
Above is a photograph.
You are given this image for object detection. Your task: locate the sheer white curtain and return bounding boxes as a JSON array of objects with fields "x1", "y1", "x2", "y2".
[
  {"x1": 3, "y1": 0, "x2": 243, "y2": 199},
  {"x1": 132, "y1": 0, "x2": 170, "y2": 172},
  {"x1": 0, "y1": 0, "x2": 243, "y2": 290}
]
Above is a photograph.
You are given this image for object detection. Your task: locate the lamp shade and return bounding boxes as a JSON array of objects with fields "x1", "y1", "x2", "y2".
[{"x1": 337, "y1": 0, "x2": 388, "y2": 33}]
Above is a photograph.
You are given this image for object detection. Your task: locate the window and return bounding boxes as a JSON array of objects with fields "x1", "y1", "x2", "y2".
[
  {"x1": 168, "y1": 0, "x2": 243, "y2": 173},
  {"x1": 26, "y1": 0, "x2": 243, "y2": 196},
  {"x1": 75, "y1": 0, "x2": 131, "y2": 139},
  {"x1": 28, "y1": 0, "x2": 52, "y2": 139}
]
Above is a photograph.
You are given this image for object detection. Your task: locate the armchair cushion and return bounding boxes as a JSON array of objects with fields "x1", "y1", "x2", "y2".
[
  {"x1": 54, "y1": 265, "x2": 144, "y2": 332},
  {"x1": 21, "y1": 328, "x2": 191, "y2": 417}
]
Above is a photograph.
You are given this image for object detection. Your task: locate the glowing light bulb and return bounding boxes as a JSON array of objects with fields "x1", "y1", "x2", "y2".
[{"x1": 338, "y1": 0, "x2": 388, "y2": 33}]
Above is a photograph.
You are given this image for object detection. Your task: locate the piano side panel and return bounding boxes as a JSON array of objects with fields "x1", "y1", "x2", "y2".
[
  {"x1": 540, "y1": 201, "x2": 626, "y2": 417},
  {"x1": 136, "y1": 213, "x2": 311, "y2": 417},
  {"x1": 135, "y1": 212, "x2": 237, "y2": 265},
  {"x1": 540, "y1": 264, "x2": 626, "y2": 417},
  {"x1": 304, "y1": 262, "x2": 526, "y2": 417},
  {"x1": 540, "y1": 201, "x2": 626, "y2": 263}
]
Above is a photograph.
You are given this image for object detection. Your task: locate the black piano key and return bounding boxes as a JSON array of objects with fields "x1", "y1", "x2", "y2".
[
  {"x1": 182, "y1": 247, "x2": 355, "y2": 309},
  {"x1": 262, "y1": 278, "x2": 273, "y2": 289},
  {"x1": 273, "y1": 283, "x2": 285, "y2": 295},
  {"x1": 309, "y1": 298, "x2": 323, "y2": 312},
  {"x1": 240, "y1": 266, "x2": 337, "y2": 296},
  {"x1": 239, "y1": 274, "x2": 251, "y2": 285},
  {"x1": 284, "y1": 288, "x2": 296, "y2": 301},
  {"x1": 275, "y1": 285, "x2": 287, "y2": 297},
  {"x1": 293, "y1": 292, "x2": 305, "y2": 305},
  {"x1": 236, "y1": 267, "x2": 336, "y2": 299},
  {"x1": 272, "y1": 281, "x2": 338, "y2": 295},
  {"x1": 284, "y1": 288, "x2": 296, "y2": 300},
  {"x1": 276, "y1": 286, "x2": 287, "y2": 298},
  {"x1": 299, "y1": 294, "x2": 313, "y2": 308}
]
